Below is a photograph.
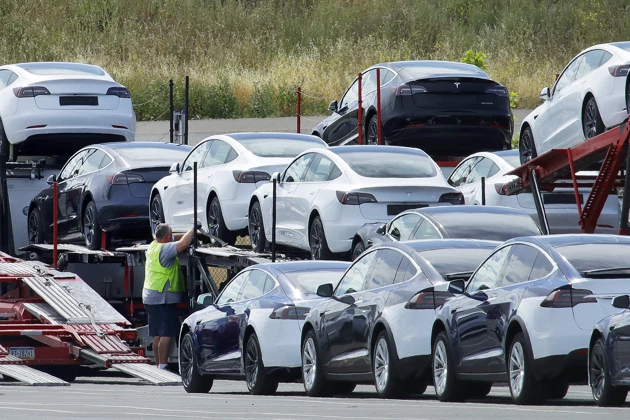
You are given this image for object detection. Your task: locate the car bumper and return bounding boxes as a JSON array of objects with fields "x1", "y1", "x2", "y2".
[
  {"x1": 324, "y1": 206, "x2": 390, "y2": 254},
  {"x1": 97, "y1": 191, "x2": 150, "y2": 237}
]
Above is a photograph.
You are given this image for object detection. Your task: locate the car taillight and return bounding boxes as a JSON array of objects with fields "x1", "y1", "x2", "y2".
[
  {"x1": 336, "y1": 191, "x2": 378, "y2": 205},
  {"x1": 13, "y1": 86, "x2": 51, "y2": 97},
  {"x1": 405, "y1": 290, "x2": 453, "y2": 310},
  {"x1": 107, "y1": 172, "x2": 145, "y2": 185},
  {"x1": 608, "y1": 64, "x2": 630, "y2": 77},
  {"x1": 485, "y1": 85, "x2": 509, "y2": 96},
  {"x1": 232, "y1": 170, "x2": 271, "y2": 183},
  {"x1": 269, "y1": 305, "x2": 310, "y2": 320},
  {"x1": 393, "y1": 83, "x2": 426, "y2": 96},
  {"x1": 439, "y1": 192, "x2": 464, "y2": 205},
  {"x1": 107, "y1": 87, "x2": 131, "y2": 98},
  {"x1": 122, "y1": 330, "x2": 138, "y2": 341},
  {"x1": 495, "y1": 183, "x2": 508, "y2": 195},
  {"x1": 540, "y1": 288, "x2": 596, "y2": 308}
]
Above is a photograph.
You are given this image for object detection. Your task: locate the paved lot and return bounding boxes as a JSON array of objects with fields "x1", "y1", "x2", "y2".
[{"x1": 0, "y1": 375, "x2": 626, "y2": 420}]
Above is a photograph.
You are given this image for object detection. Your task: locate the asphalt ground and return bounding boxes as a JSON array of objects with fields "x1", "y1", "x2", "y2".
[{"x1": 0, "y1": 375, "x2": 626, "y2": 420}]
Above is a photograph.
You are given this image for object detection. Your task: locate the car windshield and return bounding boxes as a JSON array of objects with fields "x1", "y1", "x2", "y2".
[
  {"x1": 284, "y1": 270, "x2": 345, "y2": 294},
  {"x1": 339, "y1": 151, "x2": 437, "y2": 178},
  {"x1": 555, "y1": 243, "x2": 630, "y2": 276},
  {"x1": 418, "y1": 248, "x2": 495, "y2": 277},
  {"x1": 433, "y1": 212, "x2": 541, "y2": 240},
  {"x1": 239, "y1": 138, "x2": 325, "y2": 158},
  {"x1": 114, "y1": 145, "x2": 191, "y2": 162},
  {"x1": 17, "y1": 62, "x2": 105, "y2": 76}
]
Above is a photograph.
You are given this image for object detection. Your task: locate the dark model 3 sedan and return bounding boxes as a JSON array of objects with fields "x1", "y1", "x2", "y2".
[
  {"x1": 27, "y1": 142, "x2": 191, "y2": 249},
  {"x1": 313, "y1": 60, "x2": 513, "y2": 158}
]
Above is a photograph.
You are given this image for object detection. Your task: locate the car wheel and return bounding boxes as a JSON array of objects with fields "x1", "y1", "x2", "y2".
[
  {"x1": 83, "y1": 201, "x2": 102, "y2": 250},
  {"x1": 590, "y1": 337, "x2": 628, "y2": 406},
  {"x1": 433, "y1": 331, "x2": 466, "y2": 402},
  {"x1": 583, "y1": 97, "x2": 606, "y2": 139},
  {"x1": 302, "y1": 330, "x2": 331, "y2": 397},
  {"x1": 208, "y1": 197, "x2": 236, "y2": 245},
  {"x1": 244, "y1": 333, "x2": 278, "y2": 395},
  {"x1": 466, "y1": 381, "x2": 492, "y2": 399},
  {"x1": 366, "y1": 115, "x2": 379, "y2": 145},
  {"x1": 150, "y1": 194, "x2": 165, "y2": 238},
  {"x1": 309, "y1": 216, "x2": 334, "y2": 260},
  {"x1": 373, "y1": 331, "x2": 407, "y2": 398},
  {"x1": 180, "y1": 332, "x2": 214, "y2": 393},
  {"x1": 508, "y1": 332, "x2": 545, "y2": 405},
  {"x1": 248, "y1": 201, "x2": 267, "y2": 253},
  {"x1": 546, "y1": 380, "x2": 569, "y2": 400},
  {"x1": 28, "y1": 207, "x2": 45, "y2": 244},
  {"x1": 519, "y1": 127, "x2": 537, "y2": 165},
  {"x1": 351, "y1": 241, "x2": 365, "y2": 261}
]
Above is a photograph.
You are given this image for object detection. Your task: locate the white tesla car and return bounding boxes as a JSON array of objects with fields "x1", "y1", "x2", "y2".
[
  {"x1": 448, "y1": 150, "x2": 619, "y2": 233},
  {"x1": 519, "y1": 42, "x2": 630, "y2": 164},
  {"x1": 150, "y1": 133, "x2": 327, "y2": 243},
  {"x1": 0, "y1": 62, "x2": 135, "y2": 158},
  {"x1": 248, "y1": 145, "x2": 464, "y2": 259}
]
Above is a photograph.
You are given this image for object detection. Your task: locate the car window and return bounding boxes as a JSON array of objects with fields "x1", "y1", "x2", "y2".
[
  {"x1": 0, "y1": 70, "x2": 12, "y2": 89},
  {"x1": 466, "y1": 246, "x2": 510, "y2": 293},
  {"x1": 328, "y1": 165, "x2": 342, "y2": 181},
  {"x1": 304, "y1": 154, "x2": 338, "y2": 182},
  {"x1": 529, "y1": 252, "x2": 554, "y2": 280},
  {"x1": 379, "y1": 69, "x2": 395, "y2": 86},
  {"x1": 335, "y1": 250, "x2": 376, "y2": 296},
  {"x1": 78, "y1": 149, "x2": 108, "y2": 176},
  {"x1": 364, "y1": 249, "x2": 404, "y2": 290},
  {"x1": 58, "y1": 150, "x2": 88, "y2": 181},
  {"x1": 411, "y1": 219, "x2": 442, "y2": 240},
  {"x1": 501, "y1": 245, "x2": 540, "y2": 286},
  {"x1": 239, "y1": 269, "x2": 272, "y2": 301},
  {"x1": 99, "y1": 153, "x2": 113, "y2": 169},
  {"x1": 467, "y1": 157, "x2": 498, "y2": 184},
  {"x1": 448, "y1": 157, "x2": 478, "y2": 187},
  {"x1": 575, "y1": 50, "x2": 605, "y2": 80},
  {"x1": 393, "y1": 257, "x2": 418, "y2": 283},
  {"x1": 599, "y1": 51, "x2": 613, "y2": 67},
  {"x1": 216, "y1": 271, "x2": 248, "y2": 305},
  {"x1": 339, "y1": 79, "x2": 358, "y2": 111},
  {"x1": 283, "y1": 153, "x2": 315, "y2": 183},
  {"x1": 554, "y1": 55, "x2": 582, "y2": 95},
  {"x1": 183, "y1": 141, "x2": 211, "y2": 172},
  {"x1": 387, "y1": 213, "x2": 420, "y2": 241},
  {"x1": 6, "y1": 71, "x2": 17, "y2": 87},
  {"x1": 362, "y1": 69, "x2": 377, "y2": 93},
  {"x1": 204, "y1": 140, "x2": 237, "y2": 167}
]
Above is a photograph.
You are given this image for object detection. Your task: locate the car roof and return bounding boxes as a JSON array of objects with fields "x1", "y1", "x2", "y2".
[
  {"x1": 254, "y1": 260, "x2": 350, "y2": 274},
  {"x1": 328, "y1": 145, "x2": 430, "y2": 157},
  {"x1": 221, "y1": 132, "x2": 325, "y2": 143},
  {"x1": 369, "y1": 60, "x2": 490, "y2": 80},
  {"x1": 13, "y1": 62, "x2": 106, "y2": 76},
  {"x1": 521, "y1": 234, "x2": 630, "y2": 249},
  {"x1": 386, "y1": 238, "x2": 500, "y2": 253},
  {"x1": 411, "y1": 205, "x2": 530, "y2": 219},
  {"x1": 492, "y1": 150, "x2": 519, "y2": 159},
  {"x1": 103, "y1": 141, "x2": 191, "y2": 151}
]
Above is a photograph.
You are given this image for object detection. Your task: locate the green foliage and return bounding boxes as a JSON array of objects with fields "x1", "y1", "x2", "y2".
[
  {"x1": 512, "y1": 134, "x2": 520, "y2": 149},
  {"x1": 509, "y1": 91, "x2": 519, "y2": 109},
  {"x1": 461, "y1": 50, "x2": 487, "y2": 70}
]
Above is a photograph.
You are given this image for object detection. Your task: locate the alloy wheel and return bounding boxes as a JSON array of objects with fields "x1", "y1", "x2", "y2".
[
  {"x1": 509, "y1": 341, "x2": 525, "y2": 397},
  {"x1": 180, "y1": 336, "x2": 194, "y2": 388},
  {"x1": 150, "y1": 197, "x2": 164, "y2": 234},
  {"x1": 520, "y1": 130, "x2": 534, "y2": 163},
  {"x1": 374, "y1": 338, "x2": 390, "y2": 393},
  {"x1": 249, "y1": 207, "x2": 261, "y2": 249},
  {"x1": 584, "y1": 101, "x2": 599, "y2": 139},
  {"x1": 28, "y1": 211, "x2": 39, "y2": 244},
  {"x1": 302, "y1": 337, "x2": 317, "y2": 391},
  {"x1": 208, "y1": 202, "x2": 220, "y2": 236},
  {"x1": 590, "y1": 344, "x2": 606, "y2": 401},
  {"x1": 245, "y1": 338, "x2": 259, "y2": 390},
  {"x1": 84, "y1": 205, "x2": 95, "y2": 244},
  {"x1": 433, "y1": 340, "x2": 448, "y2": 395},
  {"x1": 367, "y1": 118, "x2": 378, "y2": 145},
  {"x1": 309, "y1": 224, "x2": 322, "y2": 260}
]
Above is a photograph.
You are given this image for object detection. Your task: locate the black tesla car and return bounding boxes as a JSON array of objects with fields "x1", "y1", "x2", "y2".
[
  {"x1": 313, "y1": 60, "x2": 513, "y2": 158},
  {"x1": 27, "y1": 142, "x2": 191, "y2": 249}
]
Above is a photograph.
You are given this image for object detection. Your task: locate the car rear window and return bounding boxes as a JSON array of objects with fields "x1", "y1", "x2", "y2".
[
  {"x1": 432, "y1": 212, "x2": 541, "y2": 241},
  {"x1": 555, "y1": 243, "x2": 630, "y2": 275},
  {"x1": 17, "y1": 62, "x2": 105, "y2": 76},
  {"x1": 239, "y1": 138, "x2": 325, "y2": 158},
  {"x1": 339, "y1": 151, "x2": 437, "y2": 178},
  {"x1": 114, "y1": 146, "x2": 191, "y2": 162},
  {"x1": 417, "y1": 248, "x2": 495, "y2": 277},
  {"x1": 493, "y1": 152, "x2": 520, "y2": 168},
  {"x1": 610, "y1": 42, "x2": 630, "y2": 52},
  {"x1": 284, "y1": 270, "x2": 345, "y2": 294},
  {"x1": 398, "y1": 61, "x2": 489, "y2": 79}
]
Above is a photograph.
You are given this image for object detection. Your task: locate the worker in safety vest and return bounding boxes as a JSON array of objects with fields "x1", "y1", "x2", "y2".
[{"x1": 143, "y1": 222, "x2": 194, "y2": 370}]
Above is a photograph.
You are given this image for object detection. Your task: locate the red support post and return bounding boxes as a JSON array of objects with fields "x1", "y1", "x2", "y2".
[
  {"x1": 101, "y1": 230, "x2": 107, "y2": 250},
  {"x1": 297, "y1": 86, "x2": 301, "y2": 134},
  {"x1": 357, "y1": 73, "x2": 363, "y2": 145},
  {"x1": 52, "y1": 181, "x2": 58, "y2": 269},
  {"x1": 376, "y1": 68, "x2": 382, "y2": 145}
]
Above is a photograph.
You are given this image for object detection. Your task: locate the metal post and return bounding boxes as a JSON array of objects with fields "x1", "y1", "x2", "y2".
[
  {"x1": 53, "y1": 181, "x2": 58, "y2": 268},
  {"x1": 619, "y1": 145, "x2": 630, "y2": 235},
  {"x1": 272, "y1": 178, "x2": 277, "y2": 262},
  {"x1": 529, "y1": 169, "x2": 550, "y2": 235},
  {"x1": 169, "y1": 79, "x2": 174, "y2": 143},
  {"x1": 357, "y1": 73, "x2": 363, "y2": 145},
  {"x1": 481, "y1": 177, "x2": 486, "y2": 205},
  {"x1": 184, "y1": 75, "x2": 189, "y2": 145},
  {"x1": 297, "y1": 86, "x2": 301, "y2": 134},
  {"x1": 0, "y1": 150, "x2": 9, "y2": 254},
  {"x1": 376, "y1": 68, "x2": 382, "y2": 145},
  {"x1": 193, "y1": 162, "x2": 198, "y2": 247}
]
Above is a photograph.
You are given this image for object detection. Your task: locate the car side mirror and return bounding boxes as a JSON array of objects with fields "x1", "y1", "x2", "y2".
[
  {"x1": 46, "y1": 174, "x2": 56, "y2": 185},
  {"x1": 447, "y1": 279, "x2": 466, "y2": 295},
  {"x1": 375, "y1": 224, "x2": 386, "y2": 235},
  {"x1": 328, "y1": 100, "x2": 338, "y2": 112},
  {"x1": 540, "y1": 87, "x2": 550, "y2": 100},
  {"x1": 271, "y1": 172, "x2": 281, "y2": 183},
  {"x1": 169, "y1": 162, "x2": 180, "y2": 173},
  {"x1": 612, "y1": 295, "x2": 630, "y2": 309},
  {"x1": 316, "y1": 283, "x2": 333, "y2": 298},
  {"x1": 196, "y1": 293, "x2": 214, "y2": 307}
]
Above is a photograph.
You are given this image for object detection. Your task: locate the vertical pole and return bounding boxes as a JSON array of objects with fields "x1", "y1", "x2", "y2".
[
  {"x1": 193, "y1": 162, "x2": 198, "y2": 248},
  {"x1": 297, "y1": 86, "x2": 301, "y2": 134},
  {"x1": 184, "y1": 75, "x2": 189, "y2": 145},
  {"x1": 376, "y1": 68, "x2": 382, "y2": 145},
  {"x1": 357, "y1": 73, "x2": 363, "y2": 145},
  {"x1": 53, "y1": 181, "x2": 58, "y2": 268},
  {"x1": 0, "y1": 151, "x2": 8, "y2": 254},
  {"x1": 529, "y1": 169, "x2": 550, "y2": 235},
  {"x1": 101, "y1": 231, "x2": 107, "y2": 250},
  {"x1": 169, "y1": 79, "x2": 174, "y2": 143},
  {"x1": 619, "y1": 145, "x2": 630, "y2": 235},
  {"x1": 481, "y1": 177, "x2": 486, "y2": 205},
  {"x1": 272, "y1": 178, "x2": 277, "y2": 262},
  {"x1": 567, "y1": 149, "x2": 583, "y2": 216}
]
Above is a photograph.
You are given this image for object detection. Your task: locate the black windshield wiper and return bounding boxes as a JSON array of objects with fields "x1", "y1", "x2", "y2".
[
  {"x1": 443, "y1": 271, "x2": 474, "y2": 280},
  {"x1": 582, "y1": 267, "x2": 630, "y2": 276}
]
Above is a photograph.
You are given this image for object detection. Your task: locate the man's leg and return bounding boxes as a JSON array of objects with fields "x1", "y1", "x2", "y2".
[
  {"x1": 158, "y1": 337, "x2": 173, "y2": 365},
  {"x1": 152, "y1": 336, "x2": 161, "y2": 365}
]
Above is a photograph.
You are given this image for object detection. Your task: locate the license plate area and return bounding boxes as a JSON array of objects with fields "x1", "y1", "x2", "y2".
[
  {"x1": 9, "y1": 346, "x2": 35, "y2": 360},
  {"x1": 387, "y1": 204, "x2": 427, "y2": 216},
  {"x1": 60, "y1": 96, "x2": 98, "y2": 106}
]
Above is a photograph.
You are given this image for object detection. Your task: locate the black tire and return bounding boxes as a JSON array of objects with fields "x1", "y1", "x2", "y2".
[
  {"x1": 432, "y1": 331, "x2": 466, "y2": 402},
  {"x1": 351, "y1": 240, "x2": 365, "y2": 261},
  {"x1": 302, "y1": 330, "x2": 332, "y2": 397},
  {"x1": 83, "y1": 201, "x2": 102, "y2": 250},
  {"x1": 208, "y1": 197, "x2": 236, "y2": 245},
  {"x1": 583, "y1": 97, "x2": 606, "y2": 140},
  {"x1": 366, "y1": 114, "x2": 379, "y2": 145},
  {"x1": 519, "y1": 127, "x2": 537, "y2": 165},
  {"x1": 590, "y1": 337, "x2": 628, "y2": 406},
  {"x1": 546, "y1": 380, "x2": 569, "y2": 400},
  {"x1": 248, "y1": 201, "x2": 267, "y2": 253},
  {"x1": 373, "y1": 331, "x2": 407, "y2": 398},
  {"x1": 28, "y1": 207, "x2": 45, "y2": 244},
  {"x1": 180, "y1": 332, "x2": 213, "y2": 393},
  {"x1": 466, "y1": 381, "x2": 492, "y2": 399},
  {"x1": 330, "y1": 381, "x2": 356, "y2": 395},
  {"x1": 150, "y1": 194, "x2": 165, "y2": 239},
  {"x1": 508, "y1": 332, "x2": 545, "y2": 405},
  {"x1": 309, "y1": 216, "x2": 334, "y2": 260},
  {"x1": 244, "y1": 333, "x2": 278, "y2": 395}
]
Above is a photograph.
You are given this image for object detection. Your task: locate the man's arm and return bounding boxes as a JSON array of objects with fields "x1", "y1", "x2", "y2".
[{"x1": 176, "y1": 228, "x2": 195, "y2": 253}]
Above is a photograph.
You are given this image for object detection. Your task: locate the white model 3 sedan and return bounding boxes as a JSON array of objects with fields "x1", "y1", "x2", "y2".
[
  {"x1": 248, "y1": 145, "x2": 464, "y2": 259},
  {"x1": 150, "y1": 133, "x2": 327, "y2": 243},
  {"x1": 0, "y1": 62, "x2": 135, "y2": 158},
  {"x1": 519, "y1": 42, "x2": 630, "y2": 164}
]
